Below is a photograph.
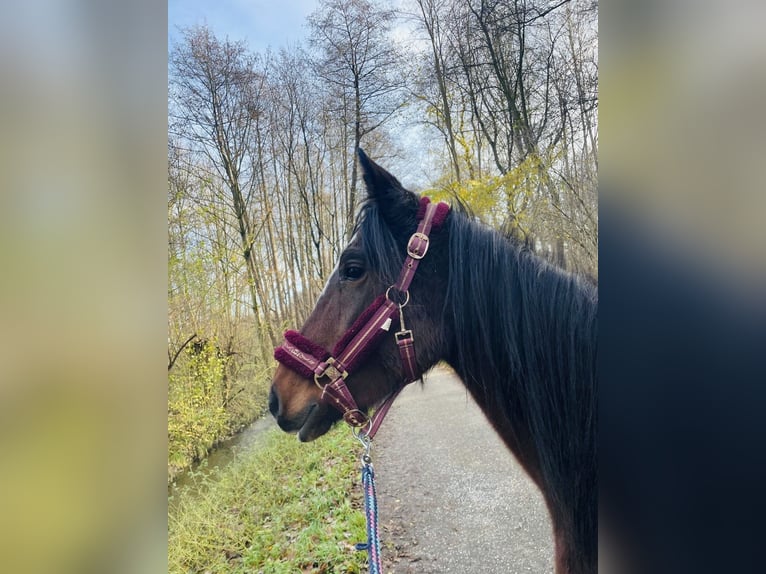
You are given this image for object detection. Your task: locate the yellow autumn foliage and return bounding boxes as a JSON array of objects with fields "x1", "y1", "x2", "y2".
[{"x1": 424, "y1": 154, "x2": 545, "y2": 233}]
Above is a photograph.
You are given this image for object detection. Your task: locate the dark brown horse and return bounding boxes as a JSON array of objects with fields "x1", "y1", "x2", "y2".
[{"x1": 269, "y1": 150, "x2": 597, "y2": 574}]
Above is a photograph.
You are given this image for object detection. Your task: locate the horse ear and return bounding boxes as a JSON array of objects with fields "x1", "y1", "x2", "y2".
[{"x1": 357, "y1": 148, "x2": 419, "y2": 226}]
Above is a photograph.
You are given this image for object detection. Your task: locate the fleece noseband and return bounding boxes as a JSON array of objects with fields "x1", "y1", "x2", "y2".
[{"x1": 274, "y1": 197, "x2": 450, "y2": 439}]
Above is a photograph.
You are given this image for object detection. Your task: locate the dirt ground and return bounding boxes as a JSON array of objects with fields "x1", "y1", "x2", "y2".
[{"x1": 371, "y1": 366, "x2": 555, "y2": 574}]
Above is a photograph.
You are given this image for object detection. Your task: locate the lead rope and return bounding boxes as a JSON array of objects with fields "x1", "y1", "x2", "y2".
[{"x1": 353, "y1": 432, "x2": 383, "y2": 574}]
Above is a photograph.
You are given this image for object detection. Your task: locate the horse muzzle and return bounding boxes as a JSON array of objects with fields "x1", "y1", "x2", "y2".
[{"x1": 268, "y1": 381, "x2": 337, "y2": 441}]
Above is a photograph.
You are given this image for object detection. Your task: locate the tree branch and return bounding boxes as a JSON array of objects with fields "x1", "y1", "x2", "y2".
[{"x1": 168, "y1": 333, "x2": 198, "y2": 371}]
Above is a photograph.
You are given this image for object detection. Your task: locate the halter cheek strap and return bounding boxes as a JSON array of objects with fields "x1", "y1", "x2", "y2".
[{"x1": 274, "y1": 198, "x2": 450, "y2": 438}]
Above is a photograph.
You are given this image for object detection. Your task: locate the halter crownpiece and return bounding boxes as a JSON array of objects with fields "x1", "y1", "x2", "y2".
[{"x1": 274, "y1": 197, "x2": 450, "y2": 439}]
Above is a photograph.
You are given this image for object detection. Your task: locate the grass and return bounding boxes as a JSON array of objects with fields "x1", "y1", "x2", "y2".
[{"x1": 168, "y1": 425, "x2": 368, "y2": 574}]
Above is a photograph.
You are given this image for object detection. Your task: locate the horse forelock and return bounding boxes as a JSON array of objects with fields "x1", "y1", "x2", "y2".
[{"x1": 355, "y1": 200, "x2": 408, "y2": 286}]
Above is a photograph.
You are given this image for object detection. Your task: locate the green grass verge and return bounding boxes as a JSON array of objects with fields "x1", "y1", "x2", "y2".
[{"x1": 168, "y1": 425, "x2": 368, "y2": 573}]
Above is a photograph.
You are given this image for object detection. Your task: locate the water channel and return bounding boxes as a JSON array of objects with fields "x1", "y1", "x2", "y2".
[{"x1": 168, "y1": 414, "x2": 277, "y2": 509}]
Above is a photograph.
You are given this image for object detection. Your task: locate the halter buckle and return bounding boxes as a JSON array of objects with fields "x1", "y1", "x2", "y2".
[
  {"x1": 395, "y1": 329, "x2": 413, "y2": 342},
  {"x1": 313, "y1": 357, "x2": 347, "y2": 388},
  {"x1": 407, "y1": 232, "x2": 429, "y2": 259}
]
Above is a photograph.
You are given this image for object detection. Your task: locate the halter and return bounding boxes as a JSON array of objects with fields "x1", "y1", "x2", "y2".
[{"x1": 274, "y1": 197, "x2": 450, "y2": 440}]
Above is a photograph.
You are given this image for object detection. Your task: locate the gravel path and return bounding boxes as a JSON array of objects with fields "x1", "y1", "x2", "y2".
[{"x1": 372, "y1": 365, "x2": 555, "y2": 574}]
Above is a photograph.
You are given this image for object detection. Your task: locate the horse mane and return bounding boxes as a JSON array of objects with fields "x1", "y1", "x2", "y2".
[{"x1": 446, "y1": 201, "x2": 598, "y2": 562}]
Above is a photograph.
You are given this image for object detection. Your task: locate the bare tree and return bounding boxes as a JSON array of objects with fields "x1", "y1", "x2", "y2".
[
  {"x1": 169, "y1": 26, "x2": 277, "y2": 353},
  {"x1": 405, "y1": 0, "x2": 597, "y2": 273},
  {"x1": 412, "y1": 0, "x2": 464, "y2": 182},
  {"x1": 308, "y1": 0, "x2": 405, "y2": 237}
]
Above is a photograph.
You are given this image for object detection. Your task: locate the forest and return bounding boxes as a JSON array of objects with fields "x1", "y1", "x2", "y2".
[{"x1": 167, "y1": 0, "x2": 598, "y2": 478}]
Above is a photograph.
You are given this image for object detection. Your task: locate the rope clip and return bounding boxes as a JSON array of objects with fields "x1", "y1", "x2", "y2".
[{"x1": 352, "y1": 425, "x2": 373, "y2": 465}]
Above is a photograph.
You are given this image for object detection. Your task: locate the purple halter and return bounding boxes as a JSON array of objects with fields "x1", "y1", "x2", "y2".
[{"x1": 274, "y1": 197, "x2": 450, "y2": 439}]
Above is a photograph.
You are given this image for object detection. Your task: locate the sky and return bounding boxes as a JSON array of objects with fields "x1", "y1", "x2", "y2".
[{"x1": 168, "y1": 0, "x2": 319, "y2": 53}]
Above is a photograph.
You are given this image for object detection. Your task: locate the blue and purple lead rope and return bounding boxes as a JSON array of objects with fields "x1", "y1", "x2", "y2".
[{"x1": 355, "y1": 462, "x2": 382, "y2": 574}]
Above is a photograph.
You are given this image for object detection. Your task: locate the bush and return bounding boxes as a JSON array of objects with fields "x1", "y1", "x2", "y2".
[{"x1": 168, "y1": 341, "x2": 230, "y2": 478}]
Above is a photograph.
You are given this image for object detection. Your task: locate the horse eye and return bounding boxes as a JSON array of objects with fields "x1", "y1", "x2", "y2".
[{"x1": 343, "y1": 265, "x2": 365, "y2": 281}]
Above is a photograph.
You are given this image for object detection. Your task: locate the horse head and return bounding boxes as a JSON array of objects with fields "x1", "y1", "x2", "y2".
[{"x1": 269, "y1": 150, "x2": 451, "y2": 441}]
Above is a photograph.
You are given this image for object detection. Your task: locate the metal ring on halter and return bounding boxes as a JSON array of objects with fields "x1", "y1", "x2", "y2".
[
  {"x1": 385, "y1": 286, "x2": 410, "y2": 307},
  {"x1": 344, "y1": 408, "x2": 370, "y2": 428}
]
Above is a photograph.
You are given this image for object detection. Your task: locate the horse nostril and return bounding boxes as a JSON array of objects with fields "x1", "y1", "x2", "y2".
[{"x1": 268, "y1": 387, "x2": 280, "y2": 417}]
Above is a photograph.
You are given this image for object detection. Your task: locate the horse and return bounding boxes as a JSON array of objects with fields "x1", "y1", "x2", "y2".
[{"x1": 269, "y1": 150, "x2": 597, "y2": 574}]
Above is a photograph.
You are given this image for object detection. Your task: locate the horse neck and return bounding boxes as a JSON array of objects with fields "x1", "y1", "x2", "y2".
[{"x1": 442, "y1": 216, "x2": 597, "y2": 574}]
